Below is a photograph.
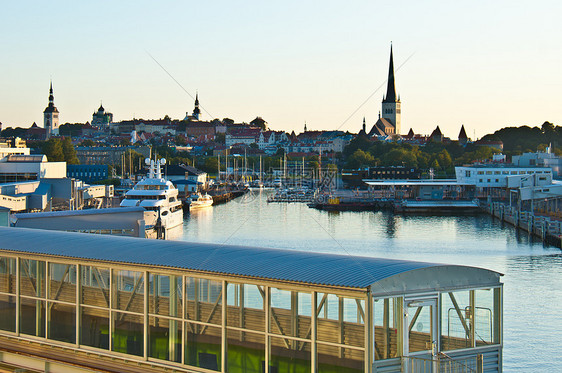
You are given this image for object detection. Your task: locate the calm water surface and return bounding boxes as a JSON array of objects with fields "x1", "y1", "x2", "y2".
[{"x1": 177, "y1": 190, "x2": 562, "y2": 372}]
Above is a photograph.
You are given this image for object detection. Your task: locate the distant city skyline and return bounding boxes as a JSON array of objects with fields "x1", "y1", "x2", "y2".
[{"x1": 2, "y1": 1, "x2": 561, "y2": 139}]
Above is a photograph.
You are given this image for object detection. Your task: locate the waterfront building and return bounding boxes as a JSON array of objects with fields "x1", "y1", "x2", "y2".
[
  {"x1": 512, "y1": 146, "x2": 562, "y2": 178},
  {"x1": 0, "y1": 227, "x2": 503, "y2": 372},
  {"x1": 0, "y1": 154, "x2": 66, "y2": 183},
  {"x1": 43, "y1": 81, "x2": 60, "y2": 138},
  {"x1": 0, "y1": 138, "x2": 30, "y2": 160},
  {"x1": 455, "y1": 165, "x2": 553, "y2": 189},
  {"x1": 67, "y1": 164, "x2": 109, "y2": 183},
  {"x1": 165, "y1": 164, "x2": 208, "y2": 193}
]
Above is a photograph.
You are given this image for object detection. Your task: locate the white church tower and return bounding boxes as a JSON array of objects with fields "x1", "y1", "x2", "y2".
[
  {"x1": 381, "y1": 45, "x2": 401, "y2": 135},
  {"x1": 43, "y1": 81, "x2": 59, "y2": 138}
]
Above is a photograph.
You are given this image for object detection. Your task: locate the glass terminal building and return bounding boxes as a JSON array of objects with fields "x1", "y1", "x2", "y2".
[{"x1": 0, "y1": 227, "x2": 502, "y2": 372}]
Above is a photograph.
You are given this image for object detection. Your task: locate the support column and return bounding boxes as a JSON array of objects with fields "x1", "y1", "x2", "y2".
[
  {"x1": 143, "y1": 270, "x2": 148, "y2": 360},
  {"x1": 311, "y1": 292, "x2": 317, "y2": 373},
  {"x1": 364, "y1": 291, "x2": 372, "y2": 373},
  {"x1": 221, "y1": 280, "x2": 227, "y2": 373}
]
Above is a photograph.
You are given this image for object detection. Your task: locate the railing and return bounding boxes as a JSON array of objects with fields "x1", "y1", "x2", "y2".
[{"x1": 403, "y1": 353, "x2": 483, "y2": 373}]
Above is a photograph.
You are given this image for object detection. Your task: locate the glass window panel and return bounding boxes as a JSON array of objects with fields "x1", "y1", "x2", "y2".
[
  {"x1": 227, "y1": 329, "x2": 264, "y2": 373},
  {"x1": 20, "y1": 297, "x2": 46, "y2": 337},
  {"x1": 149, "y1": 316, "x2": 182, "y2": 363},
  {"x1": 113, "y1": 270, "x2": 144, "y2": 313},
  {"x1": 48, "y1": 301, "x2": 76, "y2": 343},
  {"x1": 374, "y1": 297, "x2": 402, "y2": 360},
  {"x1": 441, "y1": 291, "x2": 472, "y2": 351},
  {"x1": 185, "y1": 322, "x2": 221, "y2": 371},
  {"x1": 48, "y1": 263, "x2": 76, "y2": 303},
  {"x1": 81, "y1": 265, "x2": 110, "y2": 308},
  {"x1": 475, "y1": 288, "x2": 500, "y2": 346},
  {"x1": 0, "y1": 294, "x2": 16, "y2": 332},
  {"x1": 317, "y1": 343, "x2": 364, "y2": 373},
  {"x1": 317, "y1": 293, "x2": 365, "y2": 347},
  {"x1": 270, "y1": 336, "x2": 311, "y2": 373},
  {"x1": 270, "y1": 288, "x2": 312, "y2": 339},
  {"x1": 186, "y1": 277, "x2": 222, "y2": 324},
  {"x1": 407, "y1": 303, "x2": 433, "y2": 353},
  {"x1": 0, "y1": 257, "x2": 16, "y2": 294},
  {"x1": 149, "y1": 273, "x2": 182, "y2": 317},
  {"x1": 80, "y1": 306, "x2": 109, "y2": 349},
  {"x1": 318, "y1": 293, "x2": 338, "y2": 320},
  {"x1": 112, "y1": 311, "x2": 144, "y2": 357},
  {"x1": 226, "y1": 283, "x2": 264, "y2": 331},
  {"x1": 20, "y1": 259, "x2": 46, "y2": 297}
]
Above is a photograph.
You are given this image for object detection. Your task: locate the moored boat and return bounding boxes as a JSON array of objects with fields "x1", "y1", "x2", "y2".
[
  {"x1": 187, "y1": 192, "x2": 213, "y2": 210},
  {"x1": 120, "y1": 158, "x2": 183, "y2": 230}
]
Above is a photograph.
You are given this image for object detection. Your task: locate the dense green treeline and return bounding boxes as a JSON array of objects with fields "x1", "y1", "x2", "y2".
[
  {"x1": 343, "y1": 137, "x2": 499, "y2": 176},
  {"x1": 343, "y1": 121, "x2": 560, "y2": 174},
  {"x1": 27, "y1": 138, "x2": 79, "y2": 164},
  {"x1": 481, "y1": 121, "x2": 562, "y2": 155}
]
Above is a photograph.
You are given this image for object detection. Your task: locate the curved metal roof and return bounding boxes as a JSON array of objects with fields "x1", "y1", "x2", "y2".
[{"x1": 0, "y1": 227, "x2": 501, "y2": 292}]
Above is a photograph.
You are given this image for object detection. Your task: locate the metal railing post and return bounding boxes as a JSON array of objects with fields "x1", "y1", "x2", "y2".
[{"x1": 477, "y1": 353, "x2": 484, "y2": 373}]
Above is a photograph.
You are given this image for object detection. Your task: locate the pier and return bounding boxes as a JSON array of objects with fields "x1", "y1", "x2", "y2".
[{"x1": 482, "y1": 200, "x2": 562, "y2": 249}]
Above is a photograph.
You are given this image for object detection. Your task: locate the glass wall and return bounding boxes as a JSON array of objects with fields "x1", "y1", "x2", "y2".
[
  {"x1": 316, "y1": 293, "x2": 365, "y2": 373},
  {"x1": 269, "y1": 287, "x2": 312, "y2": 373},
  {"x1": 441, "y1": 291, "x2": 472, "y2": 350},
  {"x1": 226, "y1": 283, "x2": 265, "y2": 373},
  {"x1": 149, "y1": 273, "x2": 182, "y2": 363},
  {"x1": 441, "y1": 288, "x2": 501, "y2": 351},
  {"x1": 0, "y1": 257, "x2": 16, "y2": 332},
  {"x1": 112, "y1": 270, "x2": 144, "y2": 356},
  {"x1": 80, "y1": 265, "x2": 110, "y2": 349},
  {"x1": 19, "y1": 259, "x2": 46, "y2": 338},
  {"x1": 48, "y1": 263, "x2": 77, "y2": 343},
  {"x1": 0, "y1": 255, "x2": 502, "y2": 373},
  {"x1": 373, "y1": 297, "x2": 402, "y2": 360}
]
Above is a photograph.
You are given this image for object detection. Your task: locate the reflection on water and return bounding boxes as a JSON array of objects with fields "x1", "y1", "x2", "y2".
[{"x1": 176, "y1": 190, "x2": 562, "y2": 371}]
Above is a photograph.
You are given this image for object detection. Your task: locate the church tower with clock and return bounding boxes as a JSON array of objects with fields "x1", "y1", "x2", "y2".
[{"x1": 43, "y1": 81, "x2": 59, "y2": 138}]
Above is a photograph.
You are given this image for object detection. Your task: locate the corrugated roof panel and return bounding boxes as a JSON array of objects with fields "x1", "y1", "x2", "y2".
[{"x1": 0, "y1": 227, "x2": 500, "y2": 290}]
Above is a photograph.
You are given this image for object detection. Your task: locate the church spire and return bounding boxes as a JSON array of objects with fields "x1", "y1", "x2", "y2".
[
  {"x1": 362, "y1": 117, "x2": 366, "y2": 132},
  {"x1": 49, "y1": 80, "x2": 54, "y2": 104},
  {"x1": 383, "y1": 44, "x2": 397, "y2": 103},
  {"x1": 192, "y1": 92, "x2": 200, "y2": 119}
]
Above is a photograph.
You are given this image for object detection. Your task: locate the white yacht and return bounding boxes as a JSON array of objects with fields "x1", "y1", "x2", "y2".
[
  {"x1": 120, "y1": 158, "x2": 183, "y2": 230},
  {"x1": 187, "y1": 192, "x2": 213, "y2": 210}
]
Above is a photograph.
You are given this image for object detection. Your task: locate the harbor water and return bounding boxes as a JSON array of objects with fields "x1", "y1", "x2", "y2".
[{"x1": 178, "y1": 190, "x2": 562, "y2": 372}]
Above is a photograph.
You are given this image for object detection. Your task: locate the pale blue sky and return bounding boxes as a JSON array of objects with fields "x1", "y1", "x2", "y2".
[{"x1": 2, "y1": 1, "x2": 561, "y2": 138}]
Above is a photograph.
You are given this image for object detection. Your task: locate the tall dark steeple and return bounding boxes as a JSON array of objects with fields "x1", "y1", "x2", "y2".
[
  {"x1": 49, "y1": 81, "x2": 54, "y2": 104},
  {"x1": 383, "y1": 45, "x2": 397, "y2": 103},
  {"x1": 192, "y1": 92, "x2": 200, "y2": 119},
  {"x1": 380, "y1": 44, "x2": 401, "y2": 135}
]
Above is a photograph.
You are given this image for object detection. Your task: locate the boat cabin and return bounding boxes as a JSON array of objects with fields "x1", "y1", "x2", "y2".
[{"x1": 0, "y1": 227, "x2": 502, "y2": 372}]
